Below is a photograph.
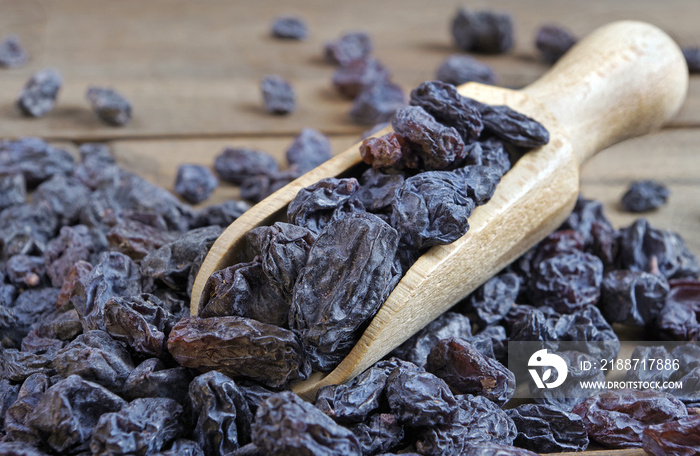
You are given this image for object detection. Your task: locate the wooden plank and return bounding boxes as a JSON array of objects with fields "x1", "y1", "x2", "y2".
[
  {"x1": 1, "y1": 0, "x2": 699, "y2": 140},
  {"x1": 580, "y1": 129, "x2": 700, "y2": 182}
]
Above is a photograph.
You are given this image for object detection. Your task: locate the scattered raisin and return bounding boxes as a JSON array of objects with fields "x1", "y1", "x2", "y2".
[
  {"x1": 426, "y1": 337, "x2": 515, "y2": 405},
  {"x1": 349, "y1": 80, "x2": 406, "y2": 125},
  {"x1": 599, "y1": 270, "x2": 669, "y2": 326},
  {"x1": 332, "y1": 56, "x2": 391, "y2": 99},
  {"x1": 621, "y1": 179, "x2": 670, "y2": 212},
  {"x1": 214, "y1": 147, "x2": 279, "y2": 185},
  {"x1": 271, "y1": 15, "x2": 308, "y2": 40},
  {"x1": 261, "y1": 74, "x2": 296, "y2": 115},
  {"x1": 285, "y1": 128, "x2": 332, "y2": 174},
  {"x1": 572, "y1": 389, "x2": 688, "y2": 448},
  {"x1": 16, "y1": 69, "x2": 62, "y2": 118},
  {"x1": 535, "y1": 24, "x2": 578, "y2": 63},
  {"x1": 86, "y1": 86, "x2": 132, "y2": 126},
  {"x1": 90, "y1": 398, "x2": 183, "y2": 456},
  {"x1": 682, "y1": 47, "x2": 700, "y2": 73},
  {"x1": 324, "y1": 31, "x2": 372, "y2": 66},
  {"x1": 451, "y1": 8, "x2": 514, "y2": 54},
  {"x1": 174, "y1": 164, "x2": 218, "y2": 204},
  {"x1": 390, "y1": 171, "x2": 474, "y2": 250},
  {"x1": 415, "y1": 394, "x2": 516, "y2": 454},
  {"x1": 168, "y1": 316, "x2": 311, "y2": 389},
  {"x1": 436, "y1": 54, "x2": 497, "y2": 85},
  {"x1": 528, "y1": 251, "x2": 604, "y2": 314},
  {"x1": 187, "y1": 371, "x2": 254, "y2": 455},
  {"x1": 253, "y1": 391, "x2": 362, "y2": 456},
  {"x1": 0, "y1": 173, "x2": 27, "y2": 212},
  {"x1": 643, "y1": 414, "x2": 700, "y2": 455},
  {"x1": 507, "y1": 403, "x2": 589, "y2": 452},
  {"x1": 0, "y1": 34, "x2": 27, "y2": 67}
]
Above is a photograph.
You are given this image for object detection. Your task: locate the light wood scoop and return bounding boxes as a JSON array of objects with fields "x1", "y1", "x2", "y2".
[{"x1": 190, "y1": 21, "x2": 687, "y2": 401}]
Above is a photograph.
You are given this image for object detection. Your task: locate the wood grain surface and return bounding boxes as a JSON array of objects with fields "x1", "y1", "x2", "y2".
[{"x1": 2, "y1": 1, "x2": 699, "y2": 454}]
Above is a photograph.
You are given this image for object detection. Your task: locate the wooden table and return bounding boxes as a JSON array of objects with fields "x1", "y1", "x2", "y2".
[
  {"x1": 2, "y1": 2, "x2": 697, "y2": 455},
  {"x1": 1, "y1": 0, "x2": 698, "y2": 259}
]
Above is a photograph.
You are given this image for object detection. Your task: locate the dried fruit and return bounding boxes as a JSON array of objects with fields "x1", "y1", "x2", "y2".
[
  {"x1": 349, "y1": 80, "x2": 406, "y2": 125},
  {"x1": 174, "y1": 164, "x2": 218, "y2": 204},
  {"x1": 655, "y1": 279, "x2": 700, "y2": 340},
  {"x1": 332, "y1": 56, "x2": 391, "y2": 99},
  {"x1": 390, "y1": 171, "x2": 475, "y2": 250},
  {"x1": 682, "y1": 47, "x2": 700, "y2": 73},
  {"x1": 599, "y1": 270, "x2": 669, "y2": 326},
  {"x1": 52, "y1": 330, "x2": 134, "y2": 392},
  {"x1": 528, "y1": 251, "x2": 604, "y2": 314},
  {"x1": 464, "y1": 272, "x2": 519, "y2": 327},
  {"x1": 86, "y1": 86, "x2": 132, "y2": 126},
  {"x1": 0, "y1": 34, "x2": 28, "y2": 67},
  {"x1": 90, "y1": 398, "x2": 183, "y2": 456},
  {"x1": 616, "y1": 218, "x2": 700, "y2": 280},
  {"x1": 642, "y1": 415, "x2": 700, "y2": 456},
  {"x1": 26, "y1": 375, "x2": 126, "y2": 454},
  {"x1": 426, "y1": 337, "x2": 515, "y2": 405},
  {"x1": 535, "y1": 24, "x2": 578, "y2": 63},
  {"x1": 187, "y1": 371, "x2": 254, "y2": 455},
  {"x1": 261, "y1": 74, "x2": 295, "y2": 115},
  {"x1": 122, "y1": 358, "x2": 193, "y2": 403},
  {"x1": 285, "y1": 128, "x2": 332, "y2": 174},
  {"x1": 141, "y1": 226, "x2": 223, "y2": 292},
  {"x1": 385, "y1": 364, "x2": 458, "y2": 427},
  {"x1": 621, "y1": 179, "x2": 670, "y2": 212},
  {"x1": 16, "y1": 69, "x2": 62, "y2": 118},
  {"x1": 349, "y1": 413, "x2": 404, "y2": 455},
  {"x1": 253, "y1": 391, "x2": 362, "y2": 456},
  {"x1": 451, "y1": 8, "x2": 514, "y2": 54},
  {"x1": 468, "y1": 98, "x2": 550, "y2": 148},
  {"x1": 391, "y1": 105, "x2": 467, "y2": 170},
  {"x1": 271, "y1": 15, "x2": 308, "y2": 40},
  {"x1": 572, "y1": 389, "x2": 688, "y2": 448},
  {"x1": 286, "y1": 177, "x2": 362, "y2": 235},
  {"x1": 415, "y1": 394, "x2": 517, "y2": 454},
  {"x1": 409, "y1": 80, "x2": 484, "y2": 143},
  {"x1": 198, "y1": 259, "x2": 289, "y2": 327},
  {"x1": 246, "y1": 222, "x2": 316, "y2": 298},
  {"x1": 290, "y1": 212, "x2": 399, "y2": 370},
  {"x1": 360, "y1": 131, "x2": 413, "y2": 170},
  {"x1": 0, "y1": 173, "x2": 27, "y2": 212},
  {"x1": 168, "y1": 316, "x2": 310, "y2": 389},
  {"x1": 436, "y1": 54, "x2": 497, "y2": 85},
  {"x1": 214, "y1": 147, "x2": 279, "y2": 185},
  {"x1": 324, "y1": 31, "x2": 372, "y2": 66},
  {"x1": 507, "y1": 403, "x2": 589, "y2": 452},
  {"x1": 391, "y1": 312, "x2": 473, "y2": 367}
]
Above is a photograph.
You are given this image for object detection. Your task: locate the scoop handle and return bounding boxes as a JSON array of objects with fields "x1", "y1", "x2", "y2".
[{"x1": 523, "y1": 20, "x2": 688, "y2": 166}]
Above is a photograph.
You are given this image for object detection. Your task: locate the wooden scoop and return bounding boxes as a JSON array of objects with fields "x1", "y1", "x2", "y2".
[{"x1": 190, "y1": 21, "x2": 687, "y2": 401}]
